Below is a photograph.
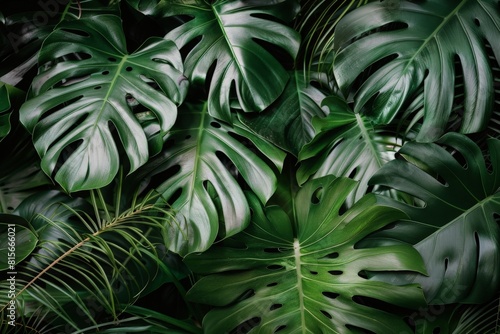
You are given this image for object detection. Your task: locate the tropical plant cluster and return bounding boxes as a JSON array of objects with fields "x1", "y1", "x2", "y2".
[{"x1": 0, "y1": 0, "x2": 499, "y2": 333}]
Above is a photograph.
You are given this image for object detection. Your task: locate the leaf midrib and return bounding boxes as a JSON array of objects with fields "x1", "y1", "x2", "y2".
[
  {"x1": 212, "y1": 6, "x2": 246, "y2": 84},
  {"x1": 401, "y1": 0, "x2": 469, "y2": 74},
  {"x1": 355, "y1": 114, "x2": 383, "y2": 168},
  {"x1": 293, "y1": 239, "x2": 307, "y2": 334},
  {"x1": 188, "y1": 104, "x2": 208, "y2": 203},
  {"x1": 422, "y1": 192, "x2": 500, "y2": 236}
]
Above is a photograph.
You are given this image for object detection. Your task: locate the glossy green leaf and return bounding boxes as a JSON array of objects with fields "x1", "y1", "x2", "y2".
[
  {"x1": 185, "y1": 176, "x2": 426, "y2": 333},
  {"x1": 20, "y1": 14, "x2": 188, "y2": 192},
  {"x1": 0, "y1": 132, "x2": 51, "y2": 214},
  {"x1": 333, "y1": 0, "x2": 500, "y2": 141},
  {"x1": 129, "y1": 0, "x2": 301, "y2": 121},
  {"x1": 137, "y1": 102, "x2": 285, "y2": 256},
  {"x1": 366, "y1": 133, "x2": 500, "y2": 303},
  {"x1": 0, "y1": 214, "x2": 37, "y2": 270},
  {"x1": 239, "y1": 71, "x2": 328, "y2": 156},
  {"x1": 298, "y1": 96, "x2": 401, "y2": 206}
]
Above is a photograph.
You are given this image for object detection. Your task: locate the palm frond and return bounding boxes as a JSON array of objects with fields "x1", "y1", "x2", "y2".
[{"x1": 0, "y1": 188, "x2": 180, "y2": 333}]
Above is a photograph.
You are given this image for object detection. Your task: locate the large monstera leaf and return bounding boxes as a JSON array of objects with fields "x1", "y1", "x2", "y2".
[
  {"x1": 129, "y1": 0, "x2": 301, "y2": 122},
  {"x1": 298, "y1": 96, "x2": 401, "y2": 207},
  {"x1": 365, "y1": 133, "x2": 500, "y2": 304},
  {"x1": 138, "y1": 102, "x2": 285, "y2": 256},
  {"x1": 333, "y1": 0, "x2": 500, "y2": 141},
  {"x1": 20, "y1": 14, "x2": 188, "y2": 192},
  {"x1": 239, "y1": 71, "x2": 328, "y2": 156},
  {"x1": 185, "y1": 176, "x2": 426, "y2": 333}
]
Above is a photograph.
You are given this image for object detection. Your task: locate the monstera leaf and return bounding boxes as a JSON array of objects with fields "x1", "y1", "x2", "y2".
[
  {"x1": 239, "y1": 71, "x2": 328, "y2": 156},
  {"x1": 129, "y1": 0, "x2": 301, "y2": 121},
  {"x1": 185, "y1": 176, "x2": 426, "y2": 333},
  {"x1": 365, "y1": 133, "x2": 500, "y2": 304},
  {"x1": 137, "y1": 102, "x2": 285, "y2": 256},
  {"x1": 298, "y1": 96, "x2": 401, "y2": 206},
  {"x1": 333, "y1": 0, "x2": 500, "y2": 141},
  {"x1": 20, "y1": 14, "x2": 188, "y2": 192}
]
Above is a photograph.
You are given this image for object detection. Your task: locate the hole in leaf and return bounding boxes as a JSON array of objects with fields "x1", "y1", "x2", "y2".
[
  {"x1": 338, "y1": 203, "x2": 347, "y2": 216},
  {"x1": 152, "y1": 57, "x2": 172, "y2": 65},
  {"x1": 322, "y1": 291, "x2": 339, "y2": 299},
  {"x1": 494, "y1": 213, "x2": 500, "y2": 227},
  {"x1": 444, "y1": 258, "x2": 449, "y2": 271},
  {"x1": 60, "y1": 28, "x2": 90, "y2": 37},
  {"x1": 7, "y1": 206, "x2": 14, "y2": 211},
  {"x1": 267, "y1": 282, "x2": 278, "y2": 287},
  {"x1": 53, "y1": 73, "x2": 90, "y2": 88},
  {"x1": 215, "y1": 151, "x2": 238, "y2": 178},
  {"x1": 251, "y1": 37, "x2": 294, "y2": 68},
  {"x1": 108, "y1": 57, "x2": 117, "y2": 62},
  {"x1": 320, "y1": 310, "x2": 332, "y2": 319},
  {"x1": 166, "y1": 187, "x2": 182, "y2": 204},
  {"x1": 433, "y1": 328, "x2": 441, "y2": 334},
  {"x1": 249, "y1": 13, "x2": 288, "y2": 26},
  {"x1": 39, "y1": 95, "x2": 84, "y2": 122},
  {"x1": 311, "y1": 187, "x2": 323, "y2": 204},
  {"x1": 102, "y1": 71, "x2": 110, "y2": 75},
  {"x1": 52, "y1": 139, "x2": 83, "y2": 177},
  {"x1": 310, "y1": 271, "x2": 318, "y2": 275},
  {"x1": 203, "y1": 58, "x2": 217, "y2": 92},
  {"x1": 450, "y1": 148, "x2": 468, "y2": 169},
  {"x1": 210, "y1": 121, "x2": 221, "y2": 128},
  {"x1": 126, "y1": 66, "x2": 133, "y2": 72},
  {"x1": 267, "y1": 265, "x2": 284, "y2": 270},
  {"x1": 274, "y1": 325, "x2": 286, "y2": 333},
  {"x1": 270, "y1": 304, "x2": 282, "y2": 311},
  {"x1": 358, "y1": 271, "x2": 368, "y2": 279},
  {"x1": 185, "y1": 135, "x2": 192, "y2": 140},
  {"x1": 179, "y1": 35, "x2": 202, "y2": 61},
  {"x1": 147, "y1": 164, "x2": 181, "y2": 193},
  {"x1": 328, "y1": 270, "x2": 343, "y2": 276},
  {"x1": 94, "y1": 86, "x2": 101, "y2": 90},
  {"x1": 348, "y1": 167, "x2": 358, "y2": 179},
  {"x1": 474, "y1": 18, "x2": 480, "y2": 27},
  {"x1": 230, "y1": 317, "x2": 261, "y2": 334},
  {"x1": 451, "y1": 54, "x2": 465, "y2": 128},
  {"x1": 323, "y1": 252, "x2": 339, "y2": 259}
]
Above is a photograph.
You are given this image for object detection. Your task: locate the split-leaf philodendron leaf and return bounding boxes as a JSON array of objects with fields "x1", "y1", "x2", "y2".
[
  {"x1": 366, "y1": 133, "x2": 500, "y2": 304},
  {"x1": 333, "y1": 0, "x2": 500, "y2": 141},
  {"x1": 129, "y1": 0, "x2": 301, "y2": 122},
  {"x1": 137, "y1": 102, "x2": 285, "y2": 256},
  {"x1": 239, "y1": 71, "x2": 328, "y2": 156},
  {"x1": 298, "y1": 96, "x2": 401, "y2": 207},
  {"x1": 20, "y1": 14, "x2": 188, "y2": 192},
  {"x1": 186, "y1": 175, "x2": 426, "y2": 333}
]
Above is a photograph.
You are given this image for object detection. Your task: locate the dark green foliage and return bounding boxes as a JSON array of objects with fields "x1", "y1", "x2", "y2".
[{"x1": 0, "y1": 0, "x2": 498, "y2": 333}]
